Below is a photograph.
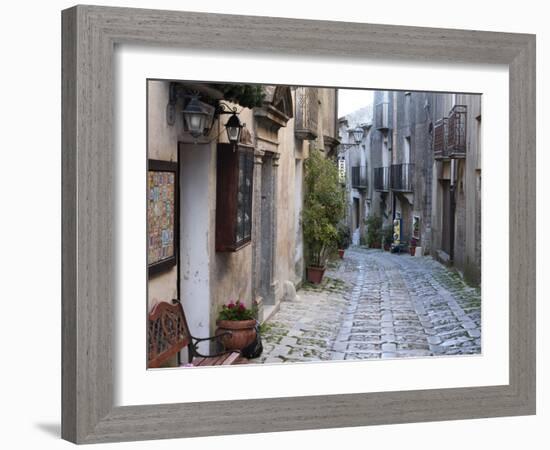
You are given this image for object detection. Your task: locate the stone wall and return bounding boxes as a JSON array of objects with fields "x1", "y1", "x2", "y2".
[
  {"x1": 147, "y1": 81, "x2": 179, "y2": 311},
  {"x1": 358, "y1": 89, "x2": 481, "y2": 284}
]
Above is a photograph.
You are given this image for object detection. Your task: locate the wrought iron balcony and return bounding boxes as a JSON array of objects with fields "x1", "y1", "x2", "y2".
[
  {"x1": 447, "y1": 105, "x2": 467, "y2": 158},
  {"x1": 294, "y1": 87, "x2": 319, "y2": 141},
  {"x1": 374, "y1": 166, "x2": 390, "y2": 192},
  {"x1": 375, "y1": 101, "x2": 390, "y2": 131},
  {"x1": 351, "y1": 165, "x2": 368, "y2": 190},
  {"x1": 433, "y1": 117, "x2": 449, "y2": 160},
  {"x1": 391, "y1": 163, "x2": 414, "y2": 192}
]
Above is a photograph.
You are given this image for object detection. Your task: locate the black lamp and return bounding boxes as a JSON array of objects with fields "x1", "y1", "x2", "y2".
[
  {"x1": 224, "y1": 112, "x2": 243, "y2": 145},
  {"x1": 352, "y1": 127, "x2": 364, "y2": 143},
  {"x1": 182, "y1": 94, "x2": 211, "y2": 139}
]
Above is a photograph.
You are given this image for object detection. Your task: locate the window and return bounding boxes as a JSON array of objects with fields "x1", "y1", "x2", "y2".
[
  {"x1": 216, "y1": 144, "x2": 254, "y2": 251},
  {"x1": 404, "y1": 136, "x2": 411, "y2": 164},
  {"x1": 404, "y1": 92, "x2": 411, "y2": 126}
]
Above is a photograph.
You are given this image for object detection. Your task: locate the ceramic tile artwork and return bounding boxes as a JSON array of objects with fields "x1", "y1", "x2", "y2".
[{"x1": 147, "y1": 171, "x2": 175, "y2": 265}]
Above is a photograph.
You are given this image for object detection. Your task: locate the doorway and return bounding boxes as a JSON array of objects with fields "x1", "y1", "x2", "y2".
[
  {"x1": 260, "y1": 152, "x2": 275, "y2": 306},
  {"x1": 441, "y1": 180, "x2": 453, "y2": 257},
  {"x1": 353, "y1": 197, "x2": 360, "y2": 230},
  {"x1": 177, "y1": 142, "x2": 212, "y2": 356}
]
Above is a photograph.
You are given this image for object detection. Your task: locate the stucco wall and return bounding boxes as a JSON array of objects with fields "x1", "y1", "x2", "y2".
[
  {"x1": 210, "y1": 106, "x2": 255, "y2": 323},
  {"x1": 275, "y1": 108, "x2": 298, "y2": 292},
  {"x1": 147, "y1": 80, "x2": 179, "y2": 310}
]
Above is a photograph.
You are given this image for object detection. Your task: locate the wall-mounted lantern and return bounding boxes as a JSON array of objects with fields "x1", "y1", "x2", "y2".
[
  {"x1": 182, "y1": 93, "x2": 212, "y2": 139},
  {"x1": 224, "y1": 111, "x2": 243, "y2": 145},
  {"x1": 352, "y1": 127, "x2": 364, "y2": 143},
  {"x1": 167, "y1": 83, "x2": 244, "y2": 146}
]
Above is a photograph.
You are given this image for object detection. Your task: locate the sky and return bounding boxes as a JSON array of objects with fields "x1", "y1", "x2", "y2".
[{"x1": 337, "y1": 89, "x2": 374, "y2": 118}]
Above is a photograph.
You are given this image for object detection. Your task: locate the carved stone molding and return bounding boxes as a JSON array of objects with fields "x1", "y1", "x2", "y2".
[{"x1": 254, "y1": 149, "x2": 265, "y2": 165}]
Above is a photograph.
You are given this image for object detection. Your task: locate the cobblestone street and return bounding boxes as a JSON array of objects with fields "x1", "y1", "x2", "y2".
[{"x1": 257, "y1": 247, "x2": 481, "y2": 364}]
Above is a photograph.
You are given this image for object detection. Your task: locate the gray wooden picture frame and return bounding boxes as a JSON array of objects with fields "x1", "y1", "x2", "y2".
[{"x1": 61, "y1": 5, "x2": 536, "y2": 444}]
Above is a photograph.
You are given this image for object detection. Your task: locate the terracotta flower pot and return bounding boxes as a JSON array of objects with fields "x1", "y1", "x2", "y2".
[
  {"x1": 370, "y1": 242, "x2": 381, "y2": 249},
  {"x1": 409, "y1": 246, "x2": 416, "y2": 256},
  {"x1": 338, "y1": 249, "x2": 345, "y2": 259},
  {"x1": 215, "y1": 319, "x2": 257, "y2": 351},
  {"x1": 306, "y1": 266, "x2": 326, "y2": 284},
  {"x1": 383, "y1": 243, "x2": 391, "y2": 251}
]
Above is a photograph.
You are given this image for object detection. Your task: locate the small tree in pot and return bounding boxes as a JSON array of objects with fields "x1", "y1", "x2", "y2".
[
  {"x1": 365, "y1": 215, "x2": 383, "y2": 249},
  {"x1": 337, "y1": 223, "x2": 351, "y2": 258},
  {"x1": 383, "y1": 225, "x2": 394, "y2": 251},
  {"x1": 303, "y1": 147, "x2": 346, "y2": 283}
]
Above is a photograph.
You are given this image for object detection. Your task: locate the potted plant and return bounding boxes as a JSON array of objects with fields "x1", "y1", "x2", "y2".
[
  {"x1": 215, "y1": 300, "x2": 257, "y2": 351},
  {"x1": 383, "y1": 225, "x2": 393, "y2": 251},
  {"x1": 303, "y1": 147, "x2": 346, "y2": 284},
  {"x1": 409, "y1": 237, "x2": 418, "y2": 256},
  {"x1": 365, "y1": 216, "x2": 383, "y2": 249},
  {"x1": 337, "y1": 223, "x2": 351, "y2": 259}
]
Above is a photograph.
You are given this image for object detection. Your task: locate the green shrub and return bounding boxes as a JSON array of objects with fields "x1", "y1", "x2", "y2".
[
  {"x1": 212, "y1": 84, "x2": 265, "y2": 108},
  {"x1": 337, "y1": 223, "x2": 351, "y2": 249},
  {"x1": 303, "y1": 148, "x2": 346, "y2": 267},
  {"x1": 383, "y1": 225, "x2": 394, "y2": 245},
  {"x1": 364, "y1": 215, "x2": 383, "y2": 247}
]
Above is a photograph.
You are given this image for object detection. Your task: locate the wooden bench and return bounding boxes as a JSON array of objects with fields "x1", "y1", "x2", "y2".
[{"x1": 148, "y1": 299, "x2": 246, "y2": 368}]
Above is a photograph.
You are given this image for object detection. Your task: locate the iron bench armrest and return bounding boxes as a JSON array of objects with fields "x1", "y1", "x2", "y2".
[
  {"x1": 188, "y1": 332, "x2": 238, "y2": 360},
  {"x1": 191, "y1": 331, "x2": 231, "y2": 345}
]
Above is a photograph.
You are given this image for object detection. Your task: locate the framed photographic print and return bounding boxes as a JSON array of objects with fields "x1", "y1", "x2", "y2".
[{"x1": 62, "y1": 5, "x2": 536, "y2": 444}]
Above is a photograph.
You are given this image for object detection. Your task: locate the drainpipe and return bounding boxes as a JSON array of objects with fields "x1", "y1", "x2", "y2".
[
  {"x1": 449, "y1": 159, "x2": 457, "y2": 261},
  {"x1": 391, "y1": 91, "x2": 398, "y2": 222}
]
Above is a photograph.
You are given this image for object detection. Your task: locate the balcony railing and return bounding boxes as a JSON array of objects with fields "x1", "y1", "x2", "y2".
[
  {"x1": 294, "y1": 87, "x2": 319, "y2": 141},
  {"x1": 433, "y1": 117, "x2": 449, "y2": 160},
  {"x1": 374, "y1": 166, "x2": 390, "y2": 192},
  {"x1": 375, "y1": 101, "x2": 390, "y2": 131},
  {"x1": 351, "y1": 166, "x2": 368, "y2": 190},
  {"x1": 447, "y1": 105, "x2": 467, "y2": 158},
  {"x1": 391, "y1": 163, "x2": 414, "y2": 192}
]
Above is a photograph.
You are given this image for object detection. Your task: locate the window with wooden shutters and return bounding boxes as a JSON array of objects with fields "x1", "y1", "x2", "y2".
[{"x1": 216, "y1": 143, "x2": 254, "y2": 251}]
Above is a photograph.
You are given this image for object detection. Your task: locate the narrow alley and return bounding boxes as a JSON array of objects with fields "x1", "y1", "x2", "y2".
[{"x1": 258, "y1": 247, "x2": 481, "y2": 364}]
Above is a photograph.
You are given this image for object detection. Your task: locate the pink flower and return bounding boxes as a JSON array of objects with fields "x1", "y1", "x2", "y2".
[
  {"x1": 227, "y1": 301, "x2": 235, "y2": 309},
  {"x1": 238, "y1": 303, "x2": 245, "y2": 311}
]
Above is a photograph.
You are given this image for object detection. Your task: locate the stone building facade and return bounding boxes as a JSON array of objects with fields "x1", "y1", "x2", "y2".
[
  {"x1": 360, "y1": 90, "x2": 435, "y2": 250},
  {"x1": 147, "y1": 81, "x2": 339, "y2": 352},
  {"x1": 341, "y1": 90, "x2": 481, "y2": 285},
  {"x1": 337, "y1": 106, "x2": 373, "y2": 245},
  {"x1": 431, "y1": 93, "x2": 482, "y2": 285}
]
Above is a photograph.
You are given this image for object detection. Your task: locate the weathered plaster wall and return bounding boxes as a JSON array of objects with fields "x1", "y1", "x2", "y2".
[
  {"x1": 275, "y1": 105, "x2": 298, "y2": 294},
  {"x1": 210, "y1": 106, "x2": 255, "y2": 323},
  {"x1": 458, "y1": 94, "x2": 482, "y2": 284},
  {"x1": 147, "y1": 80, "x2": 180, "y2": 310}
]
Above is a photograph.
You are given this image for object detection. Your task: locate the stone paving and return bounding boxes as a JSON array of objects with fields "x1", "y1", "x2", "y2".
[{"x1": 256, "y1": 246, "x2": 481, "y2": 364}]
